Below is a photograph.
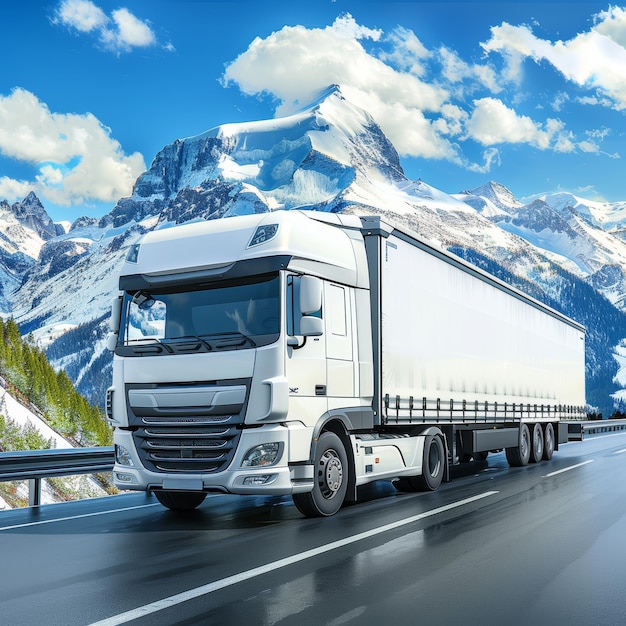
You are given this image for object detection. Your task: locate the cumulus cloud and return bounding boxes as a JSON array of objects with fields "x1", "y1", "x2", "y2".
[
  {"x1": 482, "y1": 6, "x2": 626, "y2": 110},
  {"x1": 466, "y1": 98, "x2": 576, "y2": 153},
  {"x1": 223, "y1": 14, "x2": 456, "y2": 160},
  {"x1": 222, "y1": 13, "x2": 607, "y2": 173},
  {"x1": 53, "y1": 0, "x2": 163, "y2": 53},
  {"x1": 0, "y1": 88, "x2": 145, "y2": 207}
]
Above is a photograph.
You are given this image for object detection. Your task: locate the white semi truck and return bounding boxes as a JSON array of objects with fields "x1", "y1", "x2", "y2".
[{"x1": 106, "y1": 210, "x2": 586, "y2": 516}]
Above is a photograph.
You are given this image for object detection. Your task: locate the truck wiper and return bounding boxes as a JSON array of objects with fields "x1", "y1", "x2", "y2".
[
  {"x1": 165, "y1": 335, "x2": 214, "y2": 352},
  {"x1": 198, "y1": 332, "x2": 257, "y2": 349},
  {"x1": 129, "y1": 338, "x2": 173, "y2": 355}
]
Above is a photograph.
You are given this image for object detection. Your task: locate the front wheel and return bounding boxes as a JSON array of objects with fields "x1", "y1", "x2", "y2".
[
  {"x1": 293, "y1": 431, "x2": 349, "y2": 517},
  {"x1": 154, "y1": 491, "x2": 207, "y2": 511}
]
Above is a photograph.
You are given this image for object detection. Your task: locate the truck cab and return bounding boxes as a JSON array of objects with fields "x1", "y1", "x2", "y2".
[{"x1": 107, "y1": 211, "x2": 375, "y2": 515}]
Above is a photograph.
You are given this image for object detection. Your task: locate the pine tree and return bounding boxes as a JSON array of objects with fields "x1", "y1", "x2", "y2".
[{"x1": 0, "y1": 318, "x2": 112, "y2": 447}]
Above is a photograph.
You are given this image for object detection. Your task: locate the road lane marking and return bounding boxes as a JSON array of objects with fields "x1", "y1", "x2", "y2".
[
  {"x1": 88, "y1": 490, "x2": 499, "y2": 626},
  {"x1": 0, "y1": 503, "x2": 161, "y2": 532},
  {"x1": 613, "y1": 448, "x2": 626, "y2": 455},
  {"x1": 543, "y1": 460, "x2": 594, "y2": 477}
]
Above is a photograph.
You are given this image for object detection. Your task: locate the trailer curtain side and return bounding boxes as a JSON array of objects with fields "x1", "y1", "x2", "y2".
[{"x1": 363, "y1": 223, "x2": 586, "y2": 425}]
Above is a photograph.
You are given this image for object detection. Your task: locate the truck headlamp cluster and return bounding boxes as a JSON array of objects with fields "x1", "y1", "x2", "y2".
[
  {"x1": 115, "y1": 444, "x2": 135, "y2": 467},
  {"x1": 241, "y1": 442, "x2": 283, "y2": 467},
  {"x1": 248, "y1": 224, "x2": 278, "y2": 248}
]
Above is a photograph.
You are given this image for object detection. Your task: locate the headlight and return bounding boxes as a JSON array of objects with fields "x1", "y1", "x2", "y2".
[
  {"x1": 241, "y1": 442, "x2": 283, "y2": 467},
  {"x1": 115, "y1": 444, "x2": 135, "y2": 467}
]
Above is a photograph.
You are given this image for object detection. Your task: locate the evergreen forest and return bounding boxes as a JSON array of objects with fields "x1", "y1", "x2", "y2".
[{"x1": 0, "y1": 318, "x2": 111, "y2": 453}]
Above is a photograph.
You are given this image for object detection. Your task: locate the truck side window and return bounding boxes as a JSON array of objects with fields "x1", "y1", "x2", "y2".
[{"x1": 328, "y1": 284, "x2": 347, "y2": 337}]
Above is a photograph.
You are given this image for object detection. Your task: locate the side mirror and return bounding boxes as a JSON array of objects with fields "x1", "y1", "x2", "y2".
[
  {"x1": 106, "y1": 332, "x2": 118, "y2": 352},
  {"x1": 300, "y1": 276, "x2": 322, "y2": 315},
  {"x1": 110, "y1": 296, "x2": 123, "y2": 332},
  {"x1": 299, "y1": 276, "x2": 323, "y2": 337},
  {"x1": 107, "y1": 296, "x2": 123, "y2": 352},
  {"x1": 300, "y1": 316, "x2": 323, "y2": 337}
]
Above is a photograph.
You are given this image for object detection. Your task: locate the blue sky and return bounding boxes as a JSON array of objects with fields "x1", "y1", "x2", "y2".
[{"x1": 2, "y1": 1, "x2": 626, "y2": 221}]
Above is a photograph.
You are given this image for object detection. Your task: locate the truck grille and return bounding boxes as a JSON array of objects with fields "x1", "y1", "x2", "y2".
[{"x1": 126, "y1": 381, "x2": 249, "y2": 474}]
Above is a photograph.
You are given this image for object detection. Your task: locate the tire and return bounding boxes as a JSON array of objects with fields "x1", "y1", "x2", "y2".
[
  {"x1": 414, "y1": 434, "x2": 445, "y2": 491},
  {"x1": 529, "y1": 423, "x2": 544, "y2": 464},
  {"x1": 473, "y1": 451, "x2": 489, "y2": 462},
  {"x1": 505, "y1": 423, "x2": 531, "y2": 467},
  {"x1": 293, "y1": 431, "x2": 349, "y2": 517},
  {"x1": 543, "y1": 423, "x2": 555, "y2": 461},
  {"x1": 154, "y1": 491, "x2": 207, "y2": 511}
]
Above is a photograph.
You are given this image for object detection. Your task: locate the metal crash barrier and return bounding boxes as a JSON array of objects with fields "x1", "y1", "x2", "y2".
[
  {"x1": 0, "y1": 447, "x2": 114, "y2": 506},
  {"x1": 1, "y1": 421, "x2": 626, "y2": 508},
  {"x1": 567, "y1": 419, "x2": 626, "y2": 441}
]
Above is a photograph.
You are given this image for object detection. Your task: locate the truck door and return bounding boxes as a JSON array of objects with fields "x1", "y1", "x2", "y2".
[{"x1": 286, "y1": 276, "x2": 328, "y2": 422}]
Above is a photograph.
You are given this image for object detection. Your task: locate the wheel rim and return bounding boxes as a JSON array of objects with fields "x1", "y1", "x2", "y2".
[
  {"x1": 533, "y1": 427, "x2": 541, "y2": 456},
  {"x1": 520, "y1": 427, "x2": 529, "y2": 458},
  {"x1": 319, "y1": 449, "x2": 343, "y2": 499},
  {"x1": 428, "y1": 441, "x2": 441, "y2": 477}
]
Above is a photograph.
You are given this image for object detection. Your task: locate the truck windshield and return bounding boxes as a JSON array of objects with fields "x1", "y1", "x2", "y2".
[{"x1": 120, "y1": 274, "x2": 280, "y2": 350}]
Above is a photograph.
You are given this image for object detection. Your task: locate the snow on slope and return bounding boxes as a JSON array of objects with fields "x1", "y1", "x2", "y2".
[
  {"x1": 0, "y1": 384, "x2": 108, "y2": 509},
  {"x1": 458, "y1": 185, "x2": 626, "y2": 310},
  {"x1": 0, "y1": 386, "x2": 73, "y2": 449},
  {"x1": 5, "y1": 85, "x2": 626, "y2": 415},
  {"x1": 12, "y1": 216, "x2": 158, "y2": 333},
  {"x1": 538, "y1": 191, "x2": 626, "y2": 232}
]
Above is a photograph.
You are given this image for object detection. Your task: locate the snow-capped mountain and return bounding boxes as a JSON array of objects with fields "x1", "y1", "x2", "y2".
[
  {"x1": 0, "y1": 192, "x2": 62, "y2": 313},
  {"x1": 3, "y1": 85, "x2": 626, "y2": 416},
  {"x1": 535, "y1": 191, "x2": 626, "y2": 233},
  {"x1": 456, "y1": 183, "x2": 626, "y2": 310}
]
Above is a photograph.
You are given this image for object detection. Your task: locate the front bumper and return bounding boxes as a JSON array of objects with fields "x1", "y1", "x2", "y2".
[{"x1": 113, "y1": 424, "x2": 314, "y2": 495}]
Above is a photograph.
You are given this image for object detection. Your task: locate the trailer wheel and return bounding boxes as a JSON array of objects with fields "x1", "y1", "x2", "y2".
[
  {"x1": 505, "y1": 423, "x2": 531, "y2": 467},
  {"x1": 529, "y1": 423, "x2": 544, "y2": 463},
  {"x1": 414, "y1": 434, "x2": 445, "y2": 491},
  {"x1": 474, "y1": 451, "x2": 489, "y2": 462},
  {"x1": 154, "y1": 491, "x2": 207, "y2": 511},
  {"x1": 293, "y1": 431, "x2": 348, "y2": 517},
  {"x1": 543, "y1": 423, "x2": 555, "y2": 461}
]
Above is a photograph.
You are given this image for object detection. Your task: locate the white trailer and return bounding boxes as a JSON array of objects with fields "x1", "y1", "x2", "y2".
[{"x1": 106, "y1": 210, "x2": 586, "y2": 516}]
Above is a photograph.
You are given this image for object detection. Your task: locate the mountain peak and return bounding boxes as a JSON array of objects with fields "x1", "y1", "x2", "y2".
[
  {"x1": 11, "y1": 192, "x2": 57, "y2": 241},
  {"x1": 106, "y1": 85, "x2": 405, "y2": 226},
  {"x1": 462, "y1": 181, "x2": 523, "y2": 212}
]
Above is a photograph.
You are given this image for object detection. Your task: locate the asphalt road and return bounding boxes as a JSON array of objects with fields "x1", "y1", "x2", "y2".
[{"x1": 1, "y1": 431, "x2": 626, "y2": 626}]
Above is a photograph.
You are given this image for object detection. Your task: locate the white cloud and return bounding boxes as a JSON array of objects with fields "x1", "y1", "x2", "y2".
[
  {"x1": 107, "y1": 8, "x2": 156, "y2": 50},
  {"x1": 379, "y1": 26, "x2": 430, "y2": 77},
  {"x1": 56, "y1": 0, "x2": 107, "y2": 32},
  {"x1": 222, "y1": 13, "x2": 612, "y2": 174},
  {"x1": 438, "y1": 46, "x2": 501, "y2": 94},
  {"x1": 222, "y1": 14, "x2": 456, "y2": 160},
  {"x1": 0, "y1": 88, "x2": 145, "y2": 208},
  {"x1": 54, "y1": 0, "x2": 160, "y2": 53},
  {"x1": 482, "y1": 6, "x2": 626, "y2": 110},
  {"x1": 466, "y1": 98, "x2": 576, "y2": 153}
]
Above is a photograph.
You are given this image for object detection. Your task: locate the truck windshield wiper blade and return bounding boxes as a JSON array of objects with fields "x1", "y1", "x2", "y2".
[
  {"x1": 165, "y1": 335, "x2": 214, "y2": 351},
  {"x1": 129, "y1": 338, "x2": 173, "y2": 354},
  {"x1": 198, "y1": 332, "x2": 257, "y2": 349}
]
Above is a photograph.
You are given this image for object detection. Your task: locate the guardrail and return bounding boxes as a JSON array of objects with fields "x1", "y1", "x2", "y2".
[
  {"x1": 567, "y1": 419, "x2": 626, "y2": 441},
  {"x1": 2, "y1": 420, "x2": 626, "y2": 509},
  {"x1": 0, "y1": 446, "x2": 114, "y2": 506}
]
